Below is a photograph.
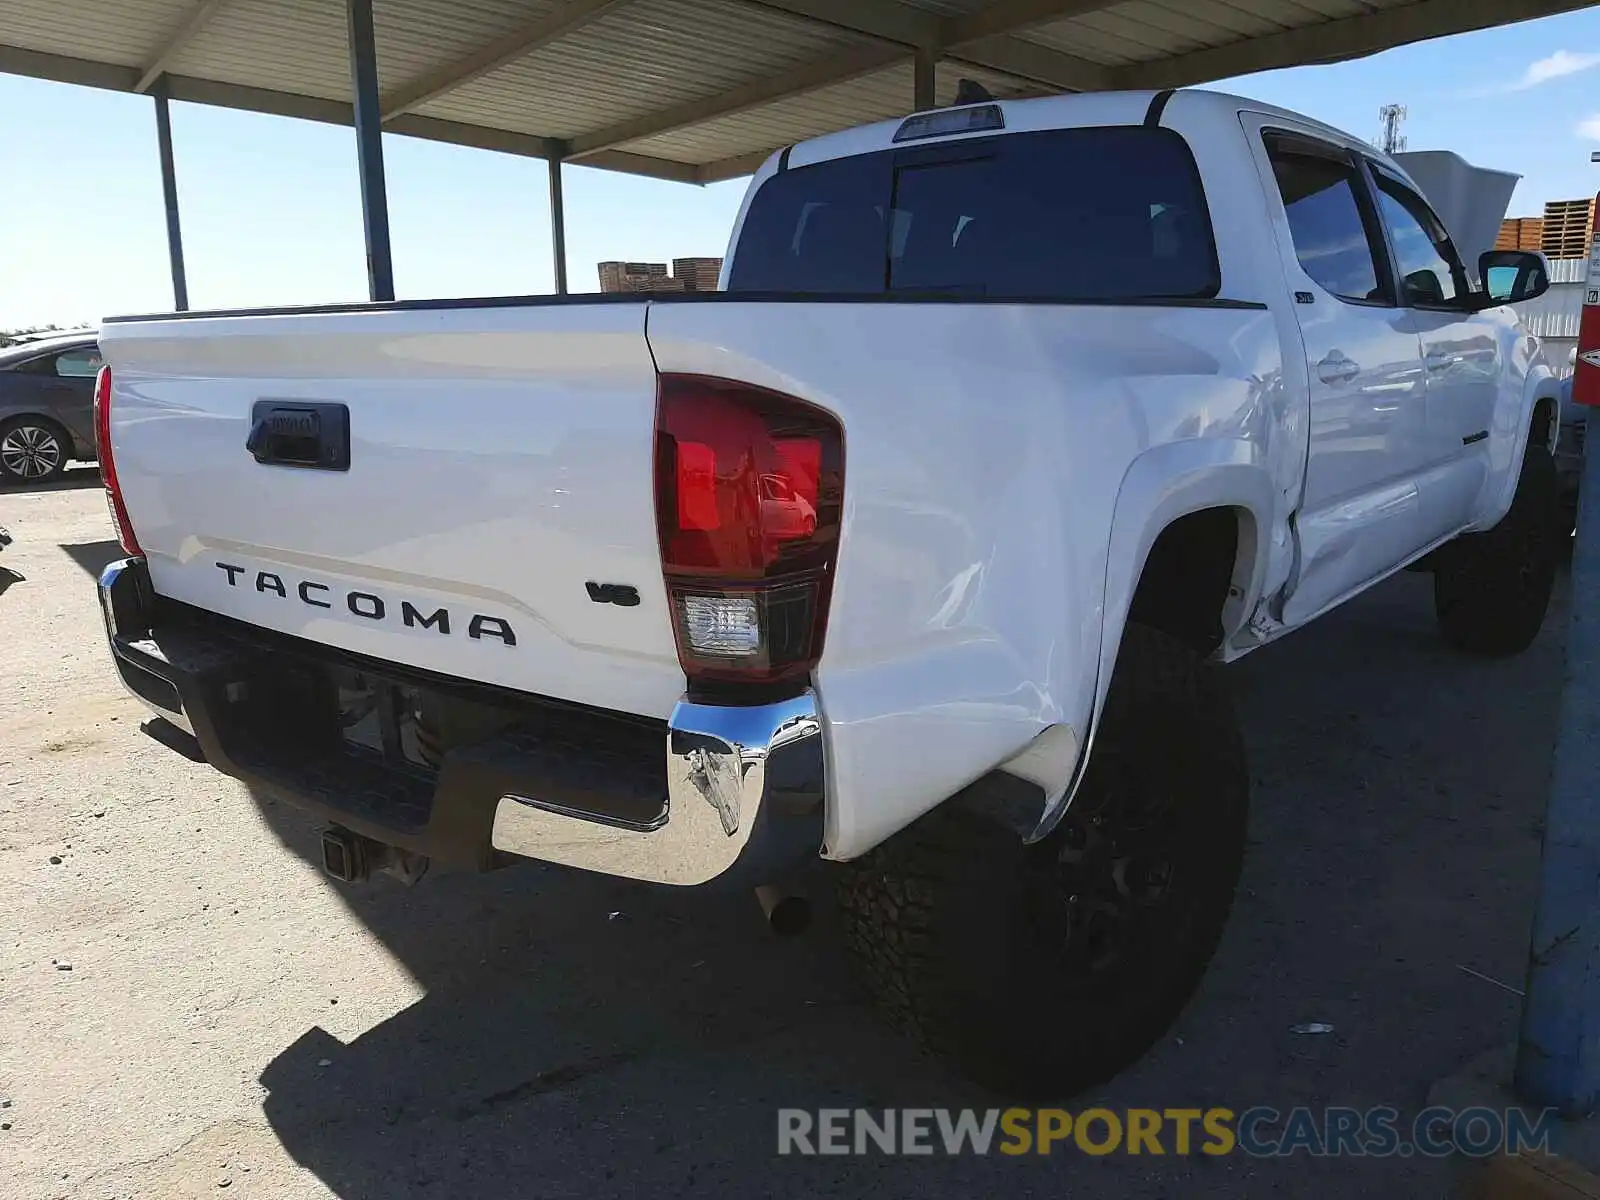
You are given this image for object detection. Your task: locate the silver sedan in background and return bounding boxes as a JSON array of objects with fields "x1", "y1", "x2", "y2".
[{"x1": 0, "y1": 331, "x2": 100, "y2": 485}]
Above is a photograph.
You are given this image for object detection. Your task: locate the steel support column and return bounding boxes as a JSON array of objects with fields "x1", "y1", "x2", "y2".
[
  {"x1": 914, "y1": 47, "x2": 936, "y2": 110},
  {"x1": 152, "y1": 84, "x2": 189, "y2": 311},
  {"x1": 1516, "y1": 428, "x2": 1600, "y2": 1120},
  {"x1": 548, "y1": 156, "x2": 568, "y2": 295},
  {"x1": 1516, "y1": 426, "x2": 1600, "y2": 1116},
  {"x1": 1516, "y1": 192, "x2": 1600, "y2": 1117},
  {"x1": 347, "y1": 0, "x2": 394, "y2": 301}
]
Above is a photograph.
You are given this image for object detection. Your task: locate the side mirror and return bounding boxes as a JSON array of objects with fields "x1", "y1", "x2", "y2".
[{"x1": 1478, "y1": 249, "x2": 1550, "y2": 306}]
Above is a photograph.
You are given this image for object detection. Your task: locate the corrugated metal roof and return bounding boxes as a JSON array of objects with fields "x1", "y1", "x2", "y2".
[
  {"x1": 175, "y1": 0, "x2": 351, "y2": 99},
  {"x1": 1, "y1": 0, "x2": 1592, "y2": 183},
  {"x1": 430, "y1": 0, "x2": 862, "y2": 141},
  {"x1": 897, "y1": 0, "x2": 992, "y2": 15},
  {"x1": 627, "y1": 58, "x2": 1029, "y2": 164},
  {"x1": 0, "y1": 0, "x2": 191, "y2": 67},
  {"x1": 371, "y1": 0, "x2": 568, "y2": 87}
]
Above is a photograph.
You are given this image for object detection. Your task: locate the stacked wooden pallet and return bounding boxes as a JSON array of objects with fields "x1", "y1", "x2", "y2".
[
  {"x1": 1541, "y1": 198, "x2": 1595, "y2": 259},
  {"x1": 672, "y1": 257, "x2": 723, "y2": 291},
  {"x1": 597, "y1": 261, "x2": 670, "y2": 292},
  {"x1": 598, "y1": 258, "x2": 724, "y2": 293},
  {"x1": 1495, "y1": 218, "x2": 1545, "y2": 252}
]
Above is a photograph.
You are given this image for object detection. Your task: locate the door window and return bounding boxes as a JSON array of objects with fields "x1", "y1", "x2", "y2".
[
  {"x1": 52, "y1": 348, "x2": 102, "y2": 378},
  {"x1": 1371, "y1": 173, "x2": 1465, "y2": 308},
  {"x1": 9, "y1": 346, "x2": 101, "y2": 377},
  {"x1": 1264, "y1": 146, "x2": 1388, "y2": 304}
]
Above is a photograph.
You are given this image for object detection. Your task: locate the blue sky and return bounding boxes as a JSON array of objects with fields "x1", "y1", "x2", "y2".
[{"x1": 6, "y1": 5, "x2": 1600, "y2": 327}]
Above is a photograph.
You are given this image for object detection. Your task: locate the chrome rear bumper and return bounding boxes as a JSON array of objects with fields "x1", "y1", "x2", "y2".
[
  {"x1": 97, "y1": 556, "x2": 824, "y2": 887},
  {"x1": 490, "y1": 693, "x2": 824, "y2": 885}
]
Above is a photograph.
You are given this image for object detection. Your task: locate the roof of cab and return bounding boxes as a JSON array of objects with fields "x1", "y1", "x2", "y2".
[{"x1": 778, "y1": 87, "x2": 1400, "y2": 177}]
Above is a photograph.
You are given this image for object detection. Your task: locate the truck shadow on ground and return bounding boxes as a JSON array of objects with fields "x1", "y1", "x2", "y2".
[
  {"x1": 56, "y1": 538, "x2": 124, "y2": 578},
  {"x1": 249, "y1": 812, "x2": 962, "y2": 1196},
  {"x1": 0, "y1": 535, "x2": 120, "y2": 600},
  {"x1": 0, "y1": 463, "x2": 102, "y2": 494},
  {"x1": 244, "y1": 570, "x2": 1566, "y2": 1199}
]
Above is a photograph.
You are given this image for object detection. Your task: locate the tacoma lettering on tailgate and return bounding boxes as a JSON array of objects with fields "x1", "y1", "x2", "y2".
[{"x1": 213, "y1": 561, "x2": 517, "y2": 646}]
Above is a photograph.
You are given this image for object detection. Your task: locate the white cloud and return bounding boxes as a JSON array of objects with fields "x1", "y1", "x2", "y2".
[
  {"x1": 1515, "y1": 49, "x2": 1600, "y2": 90},
  {"x1": 1578, "y1": 114, "x2": 1600, "y2": 142}
]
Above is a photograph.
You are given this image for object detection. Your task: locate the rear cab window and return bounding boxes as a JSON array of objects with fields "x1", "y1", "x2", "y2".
[{"x1": 727, "y1": 126, "x2": 1220, "y2": 301}]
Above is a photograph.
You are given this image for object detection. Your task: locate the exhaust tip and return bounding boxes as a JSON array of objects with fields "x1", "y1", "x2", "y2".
[{"x1": 755, "y1": 884, "x2": 811, "y2": 937}]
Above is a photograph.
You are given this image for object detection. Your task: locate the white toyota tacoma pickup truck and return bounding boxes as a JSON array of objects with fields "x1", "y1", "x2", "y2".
[{"x1": 93, "y1": 88, "x2": 1561, "y2": 1097}]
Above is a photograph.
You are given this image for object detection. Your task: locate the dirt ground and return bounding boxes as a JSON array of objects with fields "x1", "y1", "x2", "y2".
[{"x1": 0, "y1": 468, "x2": 1568, "y2": 1198}]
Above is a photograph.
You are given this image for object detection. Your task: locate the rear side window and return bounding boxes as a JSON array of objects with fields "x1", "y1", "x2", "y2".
[
  {"x1": 9, "y1": 353, "x2": 58, "y2": 376},
  {"x1": 7, "y1": 346, "x2": 101, "y2": 377},
  {"x1": 728, "y1": 126, "x2": 1220, "y2": 301},
  {"x1": 53, "y1": 348, "x2": 102, "y2": 377},
  {"x1": 1265, "y1": 148, "x2": 1387, "y2": 303}
]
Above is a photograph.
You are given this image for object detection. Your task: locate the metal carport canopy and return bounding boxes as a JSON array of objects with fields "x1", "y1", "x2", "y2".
[
  {"x1": 3, "y1": 0, "x2": 1592, "y2": 187},
  {"x1": 3, "y1": 0, "x2": 1593, "y2": 305}
]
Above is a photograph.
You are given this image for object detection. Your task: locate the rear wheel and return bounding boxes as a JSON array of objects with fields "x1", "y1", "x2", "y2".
[
  {"x1": 0, "y1": 417, "x2": 69, "y2": 485},
  {"x1": 838, "y1": 625, "x2": 1249, "y2": 1098},
  {"x1": 1434, "y1": 442, "x2": 1559, "y2": 657}
]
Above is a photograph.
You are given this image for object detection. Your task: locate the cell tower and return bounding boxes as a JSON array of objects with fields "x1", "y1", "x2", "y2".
[{"x1": 1378, "y1": 104, "x2": 1407, "y2": 155}]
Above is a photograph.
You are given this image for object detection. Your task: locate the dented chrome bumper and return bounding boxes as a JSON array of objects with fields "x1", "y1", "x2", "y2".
[{"x1": 490, "y1": 692, "x2": 825, "y2": 886}]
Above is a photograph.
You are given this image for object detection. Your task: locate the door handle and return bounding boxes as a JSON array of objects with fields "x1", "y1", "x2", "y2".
[
  {"x1": 246, "y1": 401, "x2": 350, "y2": 471},
  {"x1": 1316, "y1": 353, "x2": 1360, "y2": 385},
  {"x1": 1426, "y1": 352, "x2": 1461, "y2": 371}
]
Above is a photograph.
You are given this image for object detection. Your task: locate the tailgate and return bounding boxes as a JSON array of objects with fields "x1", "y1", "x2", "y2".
[{"x1": 99, "y1": 301, "x2": 684, "y2": 720}]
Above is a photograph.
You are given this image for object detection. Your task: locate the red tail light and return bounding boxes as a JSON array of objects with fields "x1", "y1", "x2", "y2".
[
  {"x1": 94, "y1": 365, "x2": 142, "y2": 556},
  {"x1": 654, "y1": 375, "x2": 843, "y2": 687}
]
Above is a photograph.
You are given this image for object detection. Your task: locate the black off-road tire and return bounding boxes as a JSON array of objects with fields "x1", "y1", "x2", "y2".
[
  {"x1": 1434, "y1": 442, "x2": 1559, "y2": 657},
  {"x1": 837, "y1": 624, "x2": 1249, "y2": 1099}
]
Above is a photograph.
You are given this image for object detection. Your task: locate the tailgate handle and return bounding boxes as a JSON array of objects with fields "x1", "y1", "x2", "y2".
[{"x1": 246, "y1": 401, "x2": 350, "y2": 471}]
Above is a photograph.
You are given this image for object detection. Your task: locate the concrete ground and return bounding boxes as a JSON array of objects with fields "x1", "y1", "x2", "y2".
[{"x1": 0, "y1": 469, "x2": 1568, "y2": 1198}]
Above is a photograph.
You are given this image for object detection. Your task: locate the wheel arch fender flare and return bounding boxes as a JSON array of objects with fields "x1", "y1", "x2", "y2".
[
  {"x1": 1029, "y1": 440, "x2": 1276, "y2": 842},
  {"x1": 1478, "y1": 363, "x2": 1562, "y2": 531}
]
